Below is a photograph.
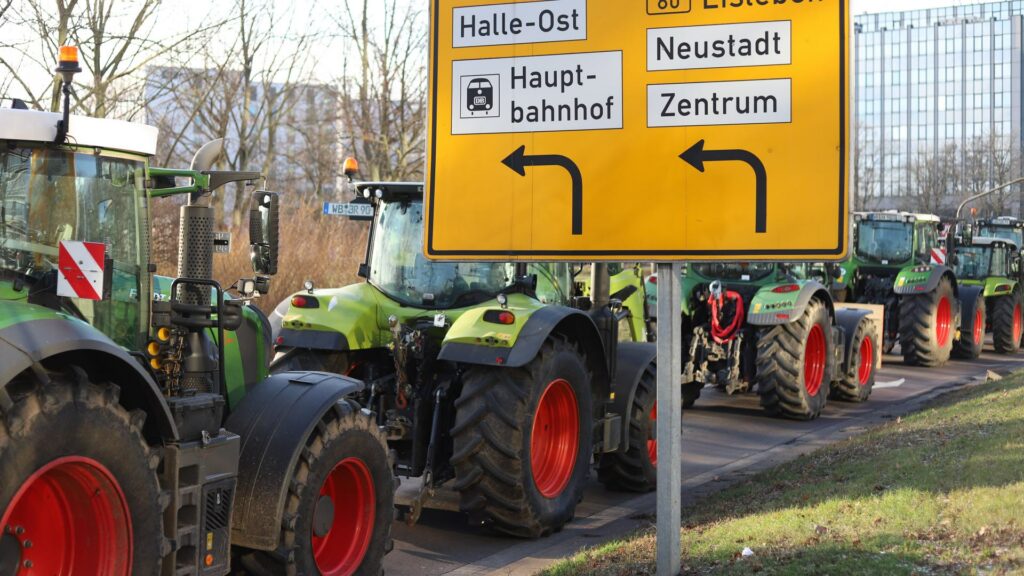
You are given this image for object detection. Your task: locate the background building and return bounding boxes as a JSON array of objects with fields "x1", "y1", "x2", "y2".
[{"x1": 855, "y1": 1, "x2": 1024, "y2": 216}]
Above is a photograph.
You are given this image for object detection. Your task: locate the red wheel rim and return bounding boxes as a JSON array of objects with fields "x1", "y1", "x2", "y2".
[
  {"x1": 857, "y1": 336, "x2": 873, "y2": 387},
  {"x1": 804, "y1": 324, "x2": 826, "y2": 397},
  {"x1": 312, "y1": 457, "x2": 376, "y2": 576},
  {"x1": 1, "y1": 456, "x2": 132, "y2": 575},
  {"x1": 1014, "y1": 303, "x2": 1022, "y2": 344},
  {"x1": 530, "y1": 378, "x2": 580, "y2": 499},
  {"x1": 974, "y1": 308, "x2": 984, "y2": 346},
  {"x1": 936, "y1": 296, "x2": 952, "y2": 346},
  {"x1": 647, "y1": 402, "x2": 657, "y2": 467}
]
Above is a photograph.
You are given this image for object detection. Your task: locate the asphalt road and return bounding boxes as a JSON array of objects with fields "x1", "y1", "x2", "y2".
[{"x1": 384, "y1": 348, "x2": 1024, "y2": 576}]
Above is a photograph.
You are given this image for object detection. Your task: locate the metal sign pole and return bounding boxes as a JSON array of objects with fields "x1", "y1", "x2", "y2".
[{"x1": 656, "y1": 262, "x2": 682, "y2": 575}]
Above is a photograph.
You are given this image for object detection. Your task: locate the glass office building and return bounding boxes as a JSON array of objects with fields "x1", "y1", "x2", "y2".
[{"x1": 855, "y1": 1, "x2": 1023, "y2": 214}]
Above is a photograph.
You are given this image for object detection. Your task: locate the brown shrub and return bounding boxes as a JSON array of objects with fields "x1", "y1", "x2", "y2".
[{"x1": 150, "y1": 194, "x2": 368, "y2": 314}]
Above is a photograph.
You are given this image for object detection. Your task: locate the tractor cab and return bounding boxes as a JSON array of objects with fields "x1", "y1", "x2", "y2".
[
  {"x1": 976, "y1": 217, "x2": 1024, "y2": 256},
  {"x1": 952, "y1": 237, "x2": 1020, "y2": 282},
  {"x1": 851, "y1": 211, "x2": 943, "y2": 269}
]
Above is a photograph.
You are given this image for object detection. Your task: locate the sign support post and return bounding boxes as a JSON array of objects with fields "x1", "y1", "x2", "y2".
[{"x1": 656, "y1": 262, "x2": 682, "y2": 575}]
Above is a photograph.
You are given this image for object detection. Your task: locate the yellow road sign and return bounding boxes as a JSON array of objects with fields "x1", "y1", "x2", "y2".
[{"x1": 426, "y1": 0, "x2": 849, "y2": 261}]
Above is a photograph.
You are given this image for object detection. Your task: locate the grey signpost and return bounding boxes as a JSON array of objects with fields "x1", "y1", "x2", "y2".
[{"x1": 656, "y1": 262, "x2": 683, "y2": 575}]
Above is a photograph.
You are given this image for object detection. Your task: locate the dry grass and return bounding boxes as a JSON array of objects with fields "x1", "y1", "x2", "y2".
[{"x1": 150, "y1": 194, "x2": 368, "y2": 313}]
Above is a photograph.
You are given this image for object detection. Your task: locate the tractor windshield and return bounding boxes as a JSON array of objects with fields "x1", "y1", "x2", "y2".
[
  {"x1": 856, "y1": 220, "x2": 914, "y2": 264},
  {"x1": 0, "y1": 145, "x2": 147, "y2": 347},
  {"x1": 691, "y1": 262, "x2": 775, "y2": 282},
  {"x1": 953, "y1": 246, "x2": 993, "y2": 280},
  {"x1": 977, "y1": 225, "x2": 1023, "y2": 249},
  {"x1": 368, "y1": 198, "x2": 515, "y2": 308}
]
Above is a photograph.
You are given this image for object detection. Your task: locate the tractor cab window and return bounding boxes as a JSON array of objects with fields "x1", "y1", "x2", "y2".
[
  {"x1": 978, "y1": 225, "x2": 1024, "y2": 250},
  {"x1": 856, "y1": 220, "x2": 913, "y2": 264},
  {"x1": 915, "y1": 224, "x2": 938, "y2": 262},
  {"x1": 953, "y1": 246, "x2": 992, "y2": 280},
  {"x1": 990, "y1": 247, "x2": 1008, "y2": 278},
  {"x1": 691, "y1": 262, "x2": 775, "y2": 282},
  {"x1": 0, "y1": 146, "x2": 146, "y2": 348},
  {"x1": 531, "y1": 263, "x2": 573, "y2": 305},
  {"x1": 368, "y1": 199, "x2": 514, "y2": 308}
]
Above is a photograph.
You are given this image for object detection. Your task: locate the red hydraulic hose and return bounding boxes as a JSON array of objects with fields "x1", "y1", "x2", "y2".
[{"x1": 709, "y1": 290, "x2": 745, "y2": 344}]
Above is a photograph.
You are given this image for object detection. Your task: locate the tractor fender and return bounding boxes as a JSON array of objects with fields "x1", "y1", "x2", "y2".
[
  {"x1": 984, "y1": 279, "x2": 1017, "y2": 298},
  {"x1": 747, "y1": 281, "x2": 834, "y2": 327},
  {"x1": 894, "y1": 266, "x2": 957, "y2": 296},
  {"x1": 834, "y1": 308, "x2": 874, "y2": 373},
  {"x1": 272, "y1": 283, "x2": 384, "y2": 352},
  {"x1": 225, "y1": 371, "x2": 365, "y2": 551},
  {"x1": 608, "y1": 342, "x2": 657, "y2": 450},
  {"x1": 957, "y1": 284, "x2": 985, "y2": 337},
  {"x1": 0, "y1": 316, "x2": 178, "y2": 441},
  {"x1": 438, "y1": 305, "x2": 611, "y2": 398}
]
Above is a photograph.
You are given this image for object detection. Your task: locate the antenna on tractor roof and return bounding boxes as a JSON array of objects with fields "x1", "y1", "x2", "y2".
[{"x1": 54, "y1": 46, "x2": 82, "y2": 144}]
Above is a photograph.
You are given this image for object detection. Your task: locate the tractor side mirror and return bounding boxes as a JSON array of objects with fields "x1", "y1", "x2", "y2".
[{"x1": 250, "y1": 191, "x2": 279, "y2": 276}]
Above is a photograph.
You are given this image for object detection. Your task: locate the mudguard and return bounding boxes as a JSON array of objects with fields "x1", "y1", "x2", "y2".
[
  {"x1": 982, "y1": 278, "x2": 1017, "y2": 298},
  {"x1": 958, "y1": 284, "x2": 985, "y2": 338},
  {"x1": 272, "y1": 282, "x2": 386, "y2": 352},
  {"x1": 438, "y1": 304, "x2": 611, "y2": 396},
  {"x1": 608, "y1": 342, "x2": 657, "y2": 450},
  {"x1": 747, "y1": 281, "x2": 834, "y2": 326},
  {"x1": 893, "y1": 265, "x2": 955, "y2": 296},
  {"x1": 225, "y1": 371, "x2": 365, "y2": 551},
  {"x1": 834, "y1": 308, "x2": 874, "y2": 373},
  {"x1": 0, "y1": 311, "x2": 178, "y2": 441}
]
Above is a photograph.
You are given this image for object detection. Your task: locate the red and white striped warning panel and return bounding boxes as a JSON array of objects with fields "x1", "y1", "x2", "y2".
[
  {"x1": 57, "y1": 241, "x2": 106, "y2": 301},
  {"x1": 930, "y1": 248, "x2": 947, "y2": 265}
]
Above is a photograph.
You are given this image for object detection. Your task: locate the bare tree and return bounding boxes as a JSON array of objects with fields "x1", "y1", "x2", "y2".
[
  {"x1": 853, "y1": 121, "x2": 881, "y2": 211},
  {"x1": 335, "y1": 0, "x2": 427, "y2": 182},
  {"x1": 907, "y1": 143, "x2": 960, "y2": 216},
  {"x1": 962, "y1": 132, "x2": 1021, "y2": 217}
]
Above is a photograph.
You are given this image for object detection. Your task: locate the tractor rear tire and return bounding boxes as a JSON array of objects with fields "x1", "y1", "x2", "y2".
[
  {"x1": 682, "y1": 382, "x2": 703, "y2": 409},
  {"x1": 953, "y1": 292, "x2": 986, "y2": 360},
  {"x1": 992, "y1": 292, "x2": 1023, "y2": 354},
  {"x1": 0, "y1": 366, "x2": 165, "y2": 576},
  {"x1": 755, "y1": 298, "x2": 832, "y2": 420},
  {"x1": 899, "y1": 276, "x2": 955, "y2": 367},
  {"x1": 830, "y1": 317, "x2": 877, "y2": 402},
  {"x1": 451, "y1": 337, "x2": 593, "y2": 538},
  {"x1": 238, "y1": 399, "x2": 393, "y2": 576},
  {"x1": 597, "y1": 362, "x2": 657, "y2": 493}
]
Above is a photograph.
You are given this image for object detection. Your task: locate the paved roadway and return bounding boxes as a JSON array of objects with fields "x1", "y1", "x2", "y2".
[{"x1": 384, "y1": 348, "x2": 1024, "y2": 576}]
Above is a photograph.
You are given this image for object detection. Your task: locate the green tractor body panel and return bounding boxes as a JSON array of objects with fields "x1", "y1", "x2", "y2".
[
  {"x1": 440, "y1": 293, "x2": 542, "y2": 349},
  {"x1": 746, "y1": 279, "x2": 830, "y2": 326},
  {"x1": 0, "y1": 294, "x2": 81, "y2": 330},
  {"x1": 892, "y1": 265, "x2": 950, "y2": 296},
  {"x1": 276, "y1": 282, "x2": 391, "y2": 352}
]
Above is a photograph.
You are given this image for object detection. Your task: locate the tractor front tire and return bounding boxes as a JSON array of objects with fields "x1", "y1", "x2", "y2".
[
  {"x1": 239, "y1": 399, "x2": 393, "y2": 576},
  {"x1": 831, "y1": 317, "x2": 877, "y2": 402},
  {"x1": 451, "y1": 337, "x2": 593, "y2": 538},
  {"x1": 756, "y1": 298, "x2": 832, "y2": 420},
  {"x1": 992, "y1": 292, "x2": 1023, "y2": 354},
  {"x1": 597, "y1": 362, "x2": 657, "y2": 493},
  {"x1": 0, "y1": 366, "x2": 165, "y2": 576},
  {"x1": 899, "y1": 276, "x2": 955, "y2": 367}
]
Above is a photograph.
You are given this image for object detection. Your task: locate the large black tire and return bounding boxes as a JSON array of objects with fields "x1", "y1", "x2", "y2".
[
  {"x1": 271, "y1": 348, "x2": 349, "y2": 374},
  {"x1": 597, "y1": 362, "x2": 656, "y2": 493},
  {"x1": 239, "y1": 399, "x2": 393, "y2": 576},
  {"x1": 451, "y1": 337, "x2": 593, "y2": 538},
  {"x1": 0, "y1": 366, "x2": 165, "y2": 575},
  {"x1": 755, "y1": 298, "x2": 832, "y2": 420},
  {"x1": 682, "y1": 381, "x2": 703, "y2": 409},
  {"x1": 899, "y1": 276, "x2": 955, "y2": 367},
  {"x1": 831, "y1": 317, "x2": 877, "y2": 402},
  {"x1": 953, "y1": 292, "x2": 986, "y2": 360},
  {"x1": 992, "y1": 292, "x2": 1022, "y2": 354}
]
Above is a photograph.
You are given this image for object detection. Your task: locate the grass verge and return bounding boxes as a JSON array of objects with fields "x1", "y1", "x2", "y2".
[{"x1": 544, "y1": 374, "x2": 1024, "y2": 575}]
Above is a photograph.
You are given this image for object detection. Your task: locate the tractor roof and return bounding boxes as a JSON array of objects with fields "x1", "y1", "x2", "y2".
[
  {"x1": 979, "y1": 216, "x2": 1023, "y2": 227},
  {"x1": 354, "y1": 182, "x2": 424, "y2": 199},
  {"x1": 0, "y1": 107, "x2": 158, "y2": 156},
  {"x1": 966, "y1": 236, "x2": 1018, "y2": 250},
  {"x1": 854, "y1": 211, "x2": 941, "y2": 223}
]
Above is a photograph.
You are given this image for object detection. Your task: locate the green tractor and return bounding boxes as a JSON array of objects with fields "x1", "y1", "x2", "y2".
[
  {"x1": 0, "y1": 50, "x2": 392, "y2": 576},
  {"x1": 648, "y1": 262, "x2": 879, "y2": 420},
  {"x1": 949, "y1": 236, "x2": 1023, "y2": 356},
  {"x1": 272, "y1": 180, "x2": 663, "y2": 536},
  {"x1": 837, "y1": 211, "x2": 982, "y2": 367},
  {"x1": 977, "y1": 216, "x2": 1024, "y2": 250}
]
